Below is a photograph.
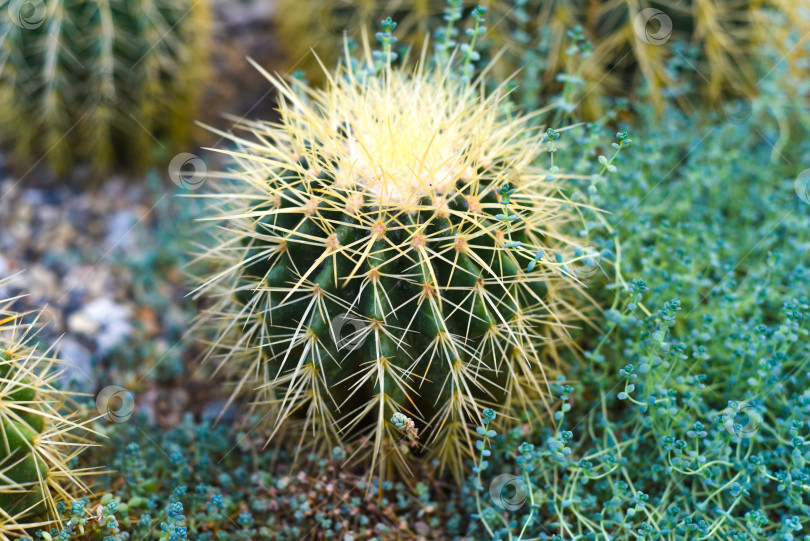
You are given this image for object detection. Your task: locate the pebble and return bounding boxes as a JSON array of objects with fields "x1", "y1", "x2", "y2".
[
  {"x1": 202, "y1": 398, "x2": 239, "y2": 425},
  {"x1": 57, "y1": 336, "x2": 95, "y2": 391},
  {"x1": 213, "y1": 0, "x2": 275, "y2": 27},
  {"x1": 105, "y1": 209, "x2": 138, "y2": 253},
  {"x1": 68, "y1": 311, "x2": 101, "y2": 335},
  {"x1": 81, "y1": 297, "x2": 134, "y2": 353}
]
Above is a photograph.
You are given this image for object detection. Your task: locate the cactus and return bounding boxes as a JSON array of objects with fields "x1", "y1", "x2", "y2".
[
  {"x1": 193, "y1": 37, "x2": 603, "y2": 478},
  {"x1": 0, "y1": 301, "x2": 94, "y2": 538},
  {"x1": 274, "y1": 0, "x2": 796, "y2": 115},
  {"x1": 483, "y1": 0, "x2": 774, "y2": 115},
  {"x1": 275, "y1": 0, "x2": 443, "y2": 85},
  {"x1": 0, "y1": 0, "x2": 211, "y2": 176}
]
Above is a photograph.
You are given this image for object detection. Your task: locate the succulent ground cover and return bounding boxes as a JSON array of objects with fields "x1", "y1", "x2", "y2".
[{"x1": 466, "y1": 101, "x2": 810, "y2": 539}]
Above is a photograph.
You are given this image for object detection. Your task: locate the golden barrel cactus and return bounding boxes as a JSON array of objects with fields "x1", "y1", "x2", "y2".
[{"x1": 193, "y1": 35, "x2": 604, "y2": 479}]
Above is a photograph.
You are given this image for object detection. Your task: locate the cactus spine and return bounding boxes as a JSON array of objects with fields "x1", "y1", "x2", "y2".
[
  {"x1": 0, "y1": 300, "x2": 94, "y2": 539},
  {"x1": 194, "y1": 45, "x2": 599, "y2": 478}
]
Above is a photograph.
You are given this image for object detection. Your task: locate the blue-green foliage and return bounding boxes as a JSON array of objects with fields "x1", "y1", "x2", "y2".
[
  {"x1": 41, "y1": 413, "x2": 450, "y2": 540},
  {"x1": 465, "y1": 46, "x2": 810, "y2": 540}
]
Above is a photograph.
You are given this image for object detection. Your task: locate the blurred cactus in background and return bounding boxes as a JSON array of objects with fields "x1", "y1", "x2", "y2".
[
  {"x1": 483, "y1": 0, "x2": 807, "y2": 116},
  {"x1": 192, "y1": 24, "x2": 609, "y2": 480},
  {"x1": 0, "y1": 295, "x2": 95, "y2": 539},
  {"x1": 0, "y1": 0, "x2": 211, "y2": 176},
  {"x1": 274, "y1": 0, "x2": 805, "y2": 116},
  {"x1": 276, "y1": 0, "x2": 442, "y2": 85}
]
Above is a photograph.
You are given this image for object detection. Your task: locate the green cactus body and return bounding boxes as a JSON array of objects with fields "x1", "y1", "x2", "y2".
[
  {"x1": 0, "y1": 349, "x2": 48, "y2": 516},
  {"x1": 0, "y1": 423, "x2": 48, "y2": 515},
  {"x1": 239, "y1": 165, "x2": 548, "y2": 436},
  {"x1": 197, "y1": 57, "x2": 596, "y2": 477},
  {"x1": 0, "y1": 313, "x2": 93, "y2": 535}
]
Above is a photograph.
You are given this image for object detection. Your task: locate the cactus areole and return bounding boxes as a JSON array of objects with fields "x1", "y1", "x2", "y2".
[{"x1": 196, "y1": 54, "x2": 597, "y2": 477}]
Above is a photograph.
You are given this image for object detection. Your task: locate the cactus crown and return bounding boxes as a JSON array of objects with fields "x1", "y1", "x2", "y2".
[
  {"x1": 195, "y1": 42, "x2": 600, "y2": 479},
  {"x1": 0, "y1": 300, "x2": 94, "y2": 538}
]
